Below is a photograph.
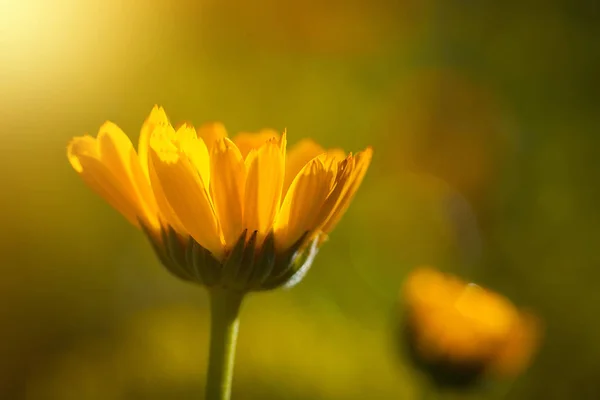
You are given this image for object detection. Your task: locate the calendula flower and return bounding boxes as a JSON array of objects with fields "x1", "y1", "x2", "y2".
[
  {"x1": 401, "y1": 267, "x2": 541, "y2": 389},
  {"x1": 68, "y1": 106, "x2": 372, "y2": 292},
  {"x1": 67, "y1": 106, "x2": 372, "y2": 400}
]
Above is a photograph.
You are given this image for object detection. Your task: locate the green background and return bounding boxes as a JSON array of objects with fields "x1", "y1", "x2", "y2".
[{"x1": 1, "y1": 0, "x2": 598, "y2": 398}]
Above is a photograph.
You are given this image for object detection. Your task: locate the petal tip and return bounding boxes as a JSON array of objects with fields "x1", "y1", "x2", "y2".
[
  {"x1": 67, "y1": 135, "x2": 97, "y2": 173},
  {"x1": 149, "y1": 105, "x2": 168, "y2": 120}
]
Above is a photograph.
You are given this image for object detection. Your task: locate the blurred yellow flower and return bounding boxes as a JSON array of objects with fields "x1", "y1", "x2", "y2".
[
  {"x1": 402, "y1": 267, "x2": 541, "y2": 388},
  {"x1": 67, "y1": 106, "x2": 372, "y2": 291}
]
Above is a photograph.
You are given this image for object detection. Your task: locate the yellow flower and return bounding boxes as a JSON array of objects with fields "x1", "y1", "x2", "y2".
[
  {"x1": 68, "y1": 106, "x2": 372, "y2": 291},
  {"x1": 401, "y1": 267, "x2": 541, "y2": 388}
]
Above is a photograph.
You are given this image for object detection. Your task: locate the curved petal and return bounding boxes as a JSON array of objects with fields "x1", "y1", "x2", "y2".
[
  {"x1": 137, "y1": 108, "x2": 186, "y2": 232},
  {"x1": 313, "y1": 155, "x2": 355, "y2": 230},
  {"x1": 138, "y1": 106, "x2": 169, "y2": 179},
  {"x1": 149, "y1": 128, "x2": 223, "y2": 258},
  {"x1": 320, "y1": 147, "x2": 373, "y2": 233},
  {"x1": 148, "y1": 153, "x2": 187, "y2": 234},
  {"x1": 176, "y1": 124, "x2": 211, "y2": 188},
  {"x1": 68, "y1": 136, "x2": 140, "y2": 227},
  {"x1": 243, "y1": 137, "x2": 285, "y2": 242},
  {"x1": 97, "y1": 122, "x2": 159, "y2": 228},
  {"x1": 274, "y1": 158, "x2": 331, "y2": 250},
  {"x1": 283, "y1": 139, "x2": 325, "y2": 194},
  {"x1": 68, "y1": 135, "x2": 99, "y2": 173},
  {"x1": 210, "y1": 138, "x2": 246, "y2": 247}
]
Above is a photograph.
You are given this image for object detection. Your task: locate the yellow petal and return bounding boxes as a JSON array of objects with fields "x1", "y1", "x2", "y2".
[
  {"x1": 69, "y1": 121, "x2": 160, "y2": 230},
  {"x1": 138, "y1": 106, "x2": 169, "y2": 179},
  {"x1": 283, "y1": 139, "x2": 325, "y2": 193},
  {"x1": 149, "y1": 130, "x2": 223, "y2": 258},
  {"x1": 210, "y1": 138, "x2": 246, "y2": 247},
  {"x1": 243, "y1": 137, "x2": 285, "y2": 241},
  {"x1": 325, "y1": 148, "x2": 347, "y2": 163},
  {"x1": 274, "y1": 158, "x2": 331, "y2": 250},
  {"x1": 137, "y1": 108, "x2": 185, "y2": 232},
  {"x1": 147, "y1": 152, "x2": 187, "y2": 234},
  {"x1": 314, "y1": 151, "x2": 343, "y2": 192},
  {"x1": 174, "y1": 124, "x2": 211, "y2": 188},
  {"x1": 197, "y1": 122, "x2": 228, "y2": 152},
  {"x1": 320, "y1": 147, "x2": 372, "y2": 233},
  {"x1": 314, "y1": 155, "x2": 355, "y2": 229},
  {"x1": 317, "y1": 148, "x2": 347, "y2": 166},
  {"x1": 278, "y1": 129, "x2": 287, "y2": 162},
  {"x1": 97, "y1": 122, "x2": 159, "y2": 228},
  {"x1": 68, "y1": 135, "x2": 99, "y2": 173},
  {"x1": 233, "y1": 130, "x2": 280, "y2": 159},
  {"x1": 68, "y1": 136, "x2": 140, "y2": 227}
]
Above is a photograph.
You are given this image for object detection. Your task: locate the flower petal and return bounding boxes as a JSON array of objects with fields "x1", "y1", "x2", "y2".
[
  {"x1": 148, "y1": 153, "x2": 187, "y2": 234},
  {"x1": 138, "y1": 106, "x2": 169, "y2": 179},
  {"x1": 274, "y1": 158, "x2": 331, "y2": 250},
  {"x1": 320, "y1": 147, "x2": 372, "y2": 233},
  {"x1": 68, "y1": 135, "x2": 99, "y2": 173},
  {"x1": 137, "y1": 109, "x2": 186, "y2": 232},
  {"x1": 176, "y1": 124, "x2": 211, "y2": 188},
  {"x1": 149, "y1": 127, "x2": 223, "y2": 258},
  {"x1": 210, "y1": 138, "x2": 246, "y2": 247},
  {"x1": 313, "y1": 155, "x2": 354, "y2": 228},
  {"x1": 97, "y1": 122, "x2": 159, "y2": 228},
  {"x1": 233, "y1": 130, "x2": 280, "y2": 159},
  {"x1": 243, "y1": 137, "x2": 285, "y2": 242},
  {"x1": 312, "y1": 147, "x2": 372, "y2": 237},
  {"x1": 68, "y1": 136, "x2": 141, "y2": 227},
  {"x1": 283, "y1": 139, "x2": 325, "y2": 194}
]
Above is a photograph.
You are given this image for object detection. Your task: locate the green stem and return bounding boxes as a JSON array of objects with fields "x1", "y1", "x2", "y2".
[{"x1": 205, "y1": 289, "x2": 244, "y2": 400}]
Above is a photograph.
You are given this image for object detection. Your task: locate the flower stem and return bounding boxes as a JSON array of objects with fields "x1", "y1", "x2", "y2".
[{"x1": 205, "y1": 289, "x2": 244, "y2": 400}]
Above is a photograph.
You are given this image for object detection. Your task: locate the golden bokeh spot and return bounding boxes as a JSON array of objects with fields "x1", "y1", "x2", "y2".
[{"x1": 402, "y1": 267, "x2": 541, "y2": 387}]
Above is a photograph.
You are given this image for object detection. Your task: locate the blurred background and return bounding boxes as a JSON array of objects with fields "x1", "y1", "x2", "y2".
[{"x1": 1, "y1": 0, "x2": 599, "y2": 398}]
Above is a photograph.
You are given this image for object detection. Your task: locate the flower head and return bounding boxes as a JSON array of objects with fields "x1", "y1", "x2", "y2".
[
  {"x1": 401, "y1": 267, "x2": 541, "y2": 389},
  {"x1": 68, "y1": 106, "x2": 372, "y2": 291}
]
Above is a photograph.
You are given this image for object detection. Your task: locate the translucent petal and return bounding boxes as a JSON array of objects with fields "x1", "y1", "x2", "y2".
[
  {"x1": 97, "y1": 122, "x2": 159, "y2": 228},
  {"x1": 138, "y1": 106, "x2": 169, "y2": 179},
  {"x1": 210, "y1": 138, "x2": 246, "y2": 247},
  {"x1": 284, "y1": 139, "x2": 325, "y2": 189},
  {"x1": 243, "y1": 137, "x2": 285, "y2": 242},
  {"x1": 176, "y1": 124, "x2": 211, "y2": 188},
  {"x1": 148, "y1": 152, "x2": 187, "y2": 234},
  {"x1": 149, "y1": 131, "x2": 223, "y2": 258},
  {"x1": 274, "y1": 158, "x2": 331, "y2": 250},
  {"x1": 320, "y1": 147, "x2": 372, "y2": 233},
  {"x1": 68, "y1": 136, "x2": 140, "y2": 227}
]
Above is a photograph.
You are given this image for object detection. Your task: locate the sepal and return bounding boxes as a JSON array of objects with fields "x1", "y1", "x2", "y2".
[{"x1": 141, "y1": 223, "x2": 320, "y2": 292}]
